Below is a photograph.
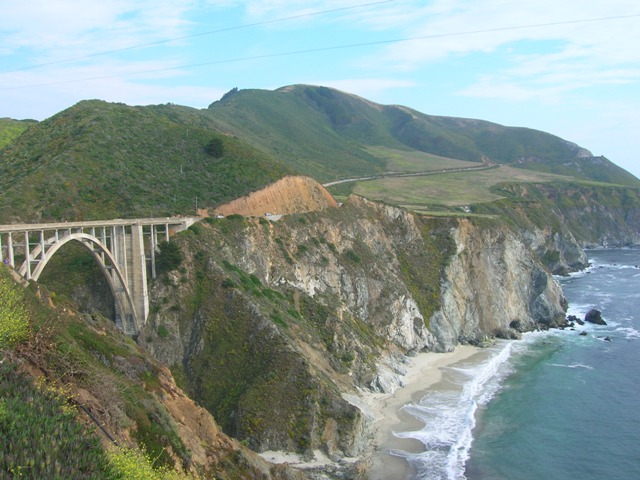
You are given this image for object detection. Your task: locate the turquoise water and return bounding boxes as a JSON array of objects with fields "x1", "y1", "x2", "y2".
[{"x1": 397, "y1": 249, "x2": 640, "y2": 479}]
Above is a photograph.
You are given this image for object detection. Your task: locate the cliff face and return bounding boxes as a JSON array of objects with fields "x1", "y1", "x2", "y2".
[
  {"x1": 432, "y1": 219, "x2": 567, "y2": 349},
  {"x1": 142, "y1": 194, "x2": 567, "y2": 459},
  {"x1": 474, "y1": 182, "x2": 640, "y2": 274}
]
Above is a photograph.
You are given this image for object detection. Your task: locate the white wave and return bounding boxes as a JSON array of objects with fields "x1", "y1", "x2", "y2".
[
  {"x1": 592, "y1": 263, "x2": 638, "y2": 271},
  {"x1": 565, "y1": 303, "x2": 594, "y2": 318},
  {"x1": 393, "y1": 341, "x2": 515, "y2": 480},
  {"x1": 548, "y1": 363, "x2": 594, "y2": 370},
  {"x1": 560, "y1": 263, "x2": 597, "y2": 279},
  {"x1": 615, "y1": 327, "x2": 640, "y2": 339}
]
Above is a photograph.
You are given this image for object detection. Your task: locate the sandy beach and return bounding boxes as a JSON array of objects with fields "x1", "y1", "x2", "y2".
[
  {"x1": 363, "y1": 345, "x2": 481, "y2": 480},
  {"x1": 259, "y1": 345, "x2": 485, "y2": 478}
]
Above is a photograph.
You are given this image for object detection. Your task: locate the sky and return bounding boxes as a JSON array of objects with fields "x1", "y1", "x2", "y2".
[{"x1": 1, "y1": 0, "x2": 639, "y2": 178}]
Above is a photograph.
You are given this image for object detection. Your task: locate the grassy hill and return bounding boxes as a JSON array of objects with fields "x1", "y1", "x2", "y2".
[
  {"x1": 206, "y1": 85, "x2": 640, "y2": 187},
  {"x1": 0, "y1": 85, "x2": 637, "y2": 223},
  {"x1": 0, "y1": 101, "x2": 293, "y2": 222},
  {"x1": 0, "y1": 117, "x2": 37, "y2": 149}
]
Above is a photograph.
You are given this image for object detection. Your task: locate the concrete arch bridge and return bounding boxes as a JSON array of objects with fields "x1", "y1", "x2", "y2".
[{"x1": 0, "y1": 217, "x2": 198, "y2": 335}]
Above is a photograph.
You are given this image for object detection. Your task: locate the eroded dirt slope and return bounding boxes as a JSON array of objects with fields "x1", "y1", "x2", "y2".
[{"x1": 214, "y1": 176, "x2": 338, "y2": 216}]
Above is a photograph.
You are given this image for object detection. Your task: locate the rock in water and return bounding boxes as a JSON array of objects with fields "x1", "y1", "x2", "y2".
[
  {"x1": 567, "y1": 314, "x2": 585, "y2": 326},
  {"x1": 584, "y1": 308, "x2": 607, "y2": 325}
]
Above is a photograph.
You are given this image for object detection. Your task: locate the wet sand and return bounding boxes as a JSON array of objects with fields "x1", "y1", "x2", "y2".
[{"x1": 363, "y1": 345, "x2": 480, "y2": 480}]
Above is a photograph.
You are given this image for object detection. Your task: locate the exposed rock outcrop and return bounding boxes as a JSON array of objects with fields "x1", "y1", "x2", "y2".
[
  {"x1": 432, "y1": 219, "x2": 567, "y2": 350},
  {"x1": 474, "y1": 182, "x2": 640, "y2": 274},
  {"x1": 585, "y1": 308, "x2": 607, "y2": 325},
  {"x1": 143, "y1": 194, "x2": 567, "y2": 459}
]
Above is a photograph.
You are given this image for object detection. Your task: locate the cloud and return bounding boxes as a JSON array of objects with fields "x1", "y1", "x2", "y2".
[
  {"x1": 1, "y1": 0, "x2": 195, "y2": 59},
  {"x1": 364, "y1": 0, "x2": 640, "y2": 99}
]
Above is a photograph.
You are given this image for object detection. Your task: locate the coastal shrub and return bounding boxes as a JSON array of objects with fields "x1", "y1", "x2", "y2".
[
  {"x1": 156, "y1": 241, "x2": 184, "y2": 274},
  {"x1": 0, "y1": 361, "x2": 112, "y2": 478},
  {"x1": 107, "y1": 446, "x2": 195, "y2": 480},
  {"x1": 0, "y1": 267, "x2": 29, "y2": 348},
  {"x1": 188, "y1": 223, "x2": 202, "y2": 235},
  {"x1": 344, "y1": 249, "x2": 361, "y2": 263},
  {"x1": 270, "y1": 312, "x2": 288, "y2": 328},
  {"x1": 204, "y1": 137, "x2": 225, "y2": 158},
  {"x1": 157, "y1": 324, "x2": 169, "y2": 338}
]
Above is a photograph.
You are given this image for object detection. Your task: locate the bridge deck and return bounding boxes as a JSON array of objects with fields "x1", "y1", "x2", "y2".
[{"x1": 0, "y1": 217, "x2": 199, "y2": 233}]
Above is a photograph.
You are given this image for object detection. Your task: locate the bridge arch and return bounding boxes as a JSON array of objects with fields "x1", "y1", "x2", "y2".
[
  {"x1": 1, "y1": 217, "x2": 197, "y2": 335},
  {"x1": 28, "y1": 233, "x2": 139, "y2": 334}
]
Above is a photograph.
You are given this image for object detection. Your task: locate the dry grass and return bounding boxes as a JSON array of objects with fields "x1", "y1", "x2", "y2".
[
  {"x1": 366, "y1": 146, "x2": 479, "y2": 172},
  {"x1": 353, "y1": 165, "x2": 572, "y2": 209}
]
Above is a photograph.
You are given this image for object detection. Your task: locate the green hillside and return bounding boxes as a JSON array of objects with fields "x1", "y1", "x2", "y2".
[
  {"x1": 0, "y1": 117, "x2": 37, "y2": 149},
  {"x1": 205, "y1": 87, "x2": 393, "y2": 181},
  {"x1": 0, "y1": 85, "x2": 637, "y2": 224},
  {"x1": 0, "y1": 101, "x2": 293, "y2": 222},
  {"x1": 206, "y1": 85, "x2": 640, "y2": 187}
]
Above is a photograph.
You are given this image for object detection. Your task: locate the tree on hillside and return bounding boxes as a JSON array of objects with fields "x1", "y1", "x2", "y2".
[
  {"x1": 156, "y1": 241, "x2": 183, "y2": 274},
  {"x1": 204, "y1": 137, "x2": 225, "y2": 158}
]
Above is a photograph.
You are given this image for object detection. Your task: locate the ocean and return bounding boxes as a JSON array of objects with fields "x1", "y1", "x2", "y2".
[{"x1": 393, "y1": 248, "x2": 640, "y2": 480}]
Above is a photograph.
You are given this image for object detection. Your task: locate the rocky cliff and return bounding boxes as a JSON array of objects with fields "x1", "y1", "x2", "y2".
[
  {"x1": 142, "y1": 191, "x2": 567, "y2": 462},
  {"x1": 433, "y1": 218, "x2": 567, "y2": 349},
  {"x1": 473, "y1": 182, "x2": 640, "y2": 274}
]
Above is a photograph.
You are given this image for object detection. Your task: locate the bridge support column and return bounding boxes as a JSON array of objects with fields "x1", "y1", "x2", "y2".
[
  {"x1": 129, "y1": 224, "x2": 149, "y2": 331},
  {"x1": 111, "y1": 226, "x2": 134, "y2": 334},
  {"x1": 110, "y1": 224, "x2": 149, "y2": 335},
  {"x1": 8, "y1": 232, "x2": 14, "y2": 267},
  {"x1": 24, "y1": 231, "x2": 31, "y2": 280}
]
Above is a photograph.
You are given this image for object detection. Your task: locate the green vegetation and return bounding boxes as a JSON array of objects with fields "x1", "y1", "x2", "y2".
[
  {"x1": 159, "y1": 221, "x2": 375, "y2": 453},
  {"x1": 206, "y1": 85, "x2": 639, "y2": 186},
  {"x1": 1, "y1": 84, "x2": 639, "y2": 476},
  {"x1": 206, "y1": 86, "x2": 392, "y2": 181},
  {"x1": 0, "y1": 360, "x2": 195, "y2": 479},
  {"x1": 181, "y1": 274, "x2": 320, "y2": 451},
  {"x1": 38, "y1": 241, "x2": 115, "y2": 319},
  {"x1": 473, "y1": 180, "x2": 640, "y2": 245},
  {"x1": 203, "y1": 136, "x2": 225, "y2": 158},
  {"x1": 0, "y1": 267, "x2": 29, "y2": 348},
  {"x1": 0, "y1": 117, "x2": 37, "y2": 149},
  {"x1": 1, "y1": 86, "x2": 637, "y2": 224},
  {"x1": 347, "y1": 165, "x2": 574, "y2": 212},
  {"x1": 0, "y1": 361, "x2": 112, "y2": 478},
  {"x1": 0, "y1": 267, "x2": 209, "y2": 477},
  {"x1": 365, "y1": 145, "x2": 478, "y2": 172},
  {"x1": 0, "y1": 100, "x2": 293, "y2": 222},
  {"x1": 156, "y1": 240, "x2": 184, "y2": 274},
  {"x1": 396, "y1": 217, "x2": 457, "y2": 326},
  {"x1": 157, "y1": 324, "x2": 169, "y2": 338}
]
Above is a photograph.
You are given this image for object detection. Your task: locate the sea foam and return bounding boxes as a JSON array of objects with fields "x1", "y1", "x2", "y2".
[{"x1": 391, "y1": 341, "x2": 516, "y2": 480}]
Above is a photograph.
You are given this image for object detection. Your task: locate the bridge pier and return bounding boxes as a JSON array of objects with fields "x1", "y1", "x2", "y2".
[{"x1": 0, "y1": 217, "x2": 198, "y2": 335}]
